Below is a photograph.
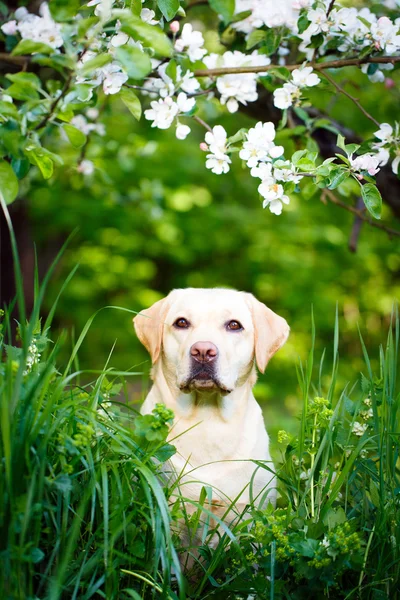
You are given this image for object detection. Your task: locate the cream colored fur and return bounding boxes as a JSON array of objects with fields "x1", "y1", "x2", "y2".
[{"x1": 133, "y1": 288, "x2": 289, "y2": 518}]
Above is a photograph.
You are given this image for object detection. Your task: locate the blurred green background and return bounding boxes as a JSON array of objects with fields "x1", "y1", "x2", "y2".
[{"x1": 8, "y1": 67, "x2": 400, "y2": 436}]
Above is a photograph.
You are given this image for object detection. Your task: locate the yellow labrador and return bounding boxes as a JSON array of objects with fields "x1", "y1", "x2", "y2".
[{"x1": 133, "y1": 288, "x2": 289, "y2": 520}]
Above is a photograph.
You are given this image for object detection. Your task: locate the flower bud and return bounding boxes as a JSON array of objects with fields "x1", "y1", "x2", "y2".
[
  {"x1": 200, "y1": 142, "x2": 208, "y2": 152},
  {"x1": 385, "y1": 78, "x2": 395, "y2": 89},
  {"x1": 170, "y1": 21, "x2": 180, "y2": 33}
]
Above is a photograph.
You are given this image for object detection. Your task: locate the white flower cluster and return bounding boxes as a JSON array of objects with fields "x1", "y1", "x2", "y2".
[
  {"x1": 143, "y1": 62, "x2": 200, "y2": 99},
  {"x1": 373, "y1": 122, "x2": 400, "y2": 174},
  {"x1": 299, "y1": 7, "x2": 400, "y2": 82},
  {"x1": 273, "y1": 66, "x2": 320, "y2": 110},
  {"x1": 352, "y1": 421, "x2": 368, "y2": 436},
  {"x1": 23, "y1": 342, "x2": 41, "y2": 376},
  {"x1": 1, "y1": 3, "x2": 63, "y2": 49},
  {"x1": 204, "y1": 126, "x2": 231, "y2": 174},
  {"x1": 203, "y1": 51, "x2": 271, "y2": 113},
  {"x1": 144, "y1": 93, "x2": 195, "y2": 139},
  {"x1": 349, "y1": 122, "x2": 400, "y2": 177},
  {"x1": 203, "y1": 121, "x2": 302, "y2": 215},
  {"x1": 174, "y1": 23, "x2": 207, "y2": 62},
  {"x1": 232, "y1": 0, "x2": 298, "y2": 35}
]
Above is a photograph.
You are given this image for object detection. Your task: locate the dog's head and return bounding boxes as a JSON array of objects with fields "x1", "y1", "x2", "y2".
[{"x1": 133, "y1": 288, "x2": 289, "y2": 395}]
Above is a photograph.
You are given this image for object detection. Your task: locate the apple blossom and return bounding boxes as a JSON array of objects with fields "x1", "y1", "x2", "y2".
[
  {"x1": 273, "y1": 83, "x2": 300, "y2": 110},
  {"x1": 176, "y1": 124, "x2": 191, "y2": 140},
  {"x1": 77, "y1": 160, "x2": 95, "y2": 176},
  {"x1": 140, "y1": 9, "x2": 159, "y2": 26},
  {"x1": 291, "y1": 67, "x2": 320, "y2": 88},
  {"x1": 144, "y1": 97, "x2": 179, "y2": 129},
  {"x1": 174, "y1": 23, "x2": 207, "y2": 62},
  {"x1": 205, "y1": 153, "x2": 231, "y2": 175}
]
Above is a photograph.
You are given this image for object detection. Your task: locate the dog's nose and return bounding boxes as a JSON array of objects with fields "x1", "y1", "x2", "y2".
[{"x1": 190, "y1": 341, "x2": 218, "y2": 363}]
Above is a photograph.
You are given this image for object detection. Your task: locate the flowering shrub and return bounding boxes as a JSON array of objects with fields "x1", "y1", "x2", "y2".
[{"x1": 0, "y1": 0, "x2": 400, "y2": 223}]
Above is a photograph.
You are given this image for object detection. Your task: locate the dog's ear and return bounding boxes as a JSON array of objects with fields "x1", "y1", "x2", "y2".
[
  {"x1": 245, "y1": 293, "x2": 290, "y2": 373},
  {"x1": 133, "y1": 296, "x2": 170, "y2": 363}
]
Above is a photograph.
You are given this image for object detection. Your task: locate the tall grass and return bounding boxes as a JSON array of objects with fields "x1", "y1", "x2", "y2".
[{"x1": 1, "y1": 198, "x2": 399, "y2": 598}]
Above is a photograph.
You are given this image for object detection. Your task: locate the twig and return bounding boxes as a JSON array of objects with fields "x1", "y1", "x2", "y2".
[
  {"x1": 348, "y1": 197, "x2": 366, "y2": 252},
  {"x1": 193, "y1": 55, "x2": 400, "y2": 77},
  {"x1": 319, "y1": 69, "x2": 380, "y2": 127},
  {"x1": 326, "y1": 0, "x2": 336, "y2": 17},
  {"x1": 193, "y1": 114, "x2": 212, "y2": 132},
  {"x1": 34, "y1": 73, "x2": 72, "y2": 130},
  {"x1": 322, "y1": 188, "x2": 400, "y2": 239},
  {"x1": 0, "y1": 52, "x2": 29, "y2": 66}
]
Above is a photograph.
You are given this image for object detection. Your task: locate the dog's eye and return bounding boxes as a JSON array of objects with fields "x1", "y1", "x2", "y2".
[
  {"x1": 226, "y1": 320, "x2": 243, "y2": 331},
  {"x1": 174, "y1": 317, "x2": 190, "y2": 329}
]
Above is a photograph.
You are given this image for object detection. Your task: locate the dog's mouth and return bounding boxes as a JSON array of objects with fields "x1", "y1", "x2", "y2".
[{"x1": 179, "y1": 365, "x2": 232, "y2": 395}]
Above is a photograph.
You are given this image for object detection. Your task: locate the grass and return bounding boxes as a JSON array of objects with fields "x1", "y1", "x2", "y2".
[{"x1": 1, "y1": 197, "x2": 400, "y2": 599}]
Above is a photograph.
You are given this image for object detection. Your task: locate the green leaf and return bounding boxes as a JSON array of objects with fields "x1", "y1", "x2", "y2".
[
  {"x1": 117, "y1": 11, "x2": 173, "y2": 57},
  {"x1": 157, "y1": 0, "x2": 180, "y2": 21},
  {"x1": 6, "y1": 72, "x2": 41, "y2": 90},
  {"x1": 78, "y1": 53, "x2": 112, "y2": 76},
  {"x1": 11, "y1": 158, "x2": 30, "y2": 179},
  {"x1": 0, "y1": 101, "x2": 20, "y2": 121},
  {"x1": 336, "y1": 134, "x2": 346, "y2": 152},
  {"x1": 5, "y1": 83, "x2": 39, "y2": 101},
  {"x1": 328, "y1": 169, "x2": 349, "y2": 190},
  {"x1": 115, "y1": 46, "x2": 152, "y2": 79},
  {"x1": 0, "y1": 160, "x2": 19, "y2": 204},
  {"x1": 63, "y1": 124, "x2": 87, "y2": 148},
  {"x1": 165, "y1": 59, "x2": 177, "y2": 81},
  {"x1": 323, "y1": 507, "x2": 347, "y2": 530},
  {"x1": 11, "y1": 39, "x2": 54, "y2": 56},
  {"x1": 246, "y1": 30, "x2": 266, "y2": 51},
  {"x1": 209, "y1": 0, "x2": 235, "y2": 23},
  {"x1": 120, "y1": 88, "x2": 142, "y2": 120},
  {"x1": 361, "y1": 183, "x2": 382, "y2": 219},
  {"x1": 24, "y1": 146, "x2": 54, "y2": 179}
]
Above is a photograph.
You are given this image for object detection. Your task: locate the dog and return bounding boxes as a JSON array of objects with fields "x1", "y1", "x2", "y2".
[{"x1": 133, "y1": 288, "x2": 289, "y2": 533}]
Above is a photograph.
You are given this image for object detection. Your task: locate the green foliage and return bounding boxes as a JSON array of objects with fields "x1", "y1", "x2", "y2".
[{"x1": 1, "y1": 234, "x2": 399, "y2": 598}]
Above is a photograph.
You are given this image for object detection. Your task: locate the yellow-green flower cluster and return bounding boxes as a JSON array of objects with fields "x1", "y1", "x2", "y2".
[
  {"x1": 277, "y1": 430, "x2": 290, "y2": 444},
  {"x1": 324, "y1": 522, "x2": 362, "y2": 560},
  {"x1": 72, "y1": 422, "x2": 95, "y2": 448},
  {"x1": 309, "y1": 396, "x2": 333, "y2": 426}
]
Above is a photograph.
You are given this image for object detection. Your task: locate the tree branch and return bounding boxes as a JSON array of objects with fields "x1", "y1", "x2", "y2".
[
  {"x1": 34, "y1": 73, "x2": 72, "y2": 131},
  {"x1": 194, "y1": 55, "x2": 400, "y2": 77},
  {"x1": 0, "y1": 52, "x2": 29, "y2": 66},
  {"x1": 322, "y1": 189, "x2": 400, "y2": 239},
  {"x1": 319, "y1": 69, "x2": 380, "y2": 127}
]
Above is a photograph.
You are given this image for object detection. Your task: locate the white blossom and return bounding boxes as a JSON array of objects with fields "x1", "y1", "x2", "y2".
[
  {"x1": 392, "y1": 153, "x2": 400, "y2": 174},
  {"x1": 371, "y1": 17, "x2": 400, "y2": 54},
  {"x1": 71, "y1": 115, "x2": 105, "y2": 136},
  {"x1": 144, "y1": 97, "x2": 179, "y2": 129},
  {"x1": 174, "y1": 23, "x2": 207, "y2": 62},
  {"x1": 273, "y1": 82, "x2": 300, "y2": 110},
  {"x1": 77, "y1": 160, "x2": 95, "y2": 175},
  {"x1": 204, "y1": 50, "x2": 270, "y2": 113},
  {"x1": 176, "y1": 92, "x2": 195, "y2": 113},
  {"x1": 352, "y1": 421, "x2": 368, "y2": 436},
  {"x1": 232, "y1": 0, "x2": 298, "y2": 35},
  {"x1": 205, "y1": 125, "x2": 228, "y2": 155},
  {"x1": 9, "y1": 2, "x2": 63, "y2": 50},
  {"x1": 99, "y1": 63, "x2": 128, "y2": 95},
  {"x1": 291, "y1": 66, "x2": 320, "y2": 88},
  {"x1": 239, "y1": 121, "x2": 283, "y2": 168},
  {"x1": 87, "y1": 0, "x2": 114, "y2": 21},
  {"x1": 1, "y1": 20, "x2": 18, "y2": 36},
  {"x1": 176, "y1": 124, "x2": 191, "y2": 140},
  {"x1": 374, "y1": 123, "x2": 394, "y2": 144},
  {"x1": 140, "y1": 8, "x2": 159, "y2": 26},
  {"x1": 205, "y1": 153, "x2": 231, "y2": 174},
  {"x1": 350, "y1": 153, "x2": 382, "y2": 176},
  {"x1": 259, "y1": 179, "x2": 290, "y2": 215}
]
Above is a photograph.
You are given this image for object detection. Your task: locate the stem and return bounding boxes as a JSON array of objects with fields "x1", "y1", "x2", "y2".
[
  {"x1": 34, "y1": 73, "x2": 72, "y2": 131},
  {"x1": 319, "y1": 70, "x2": 380, "y2": 127},
  {"x1": 194, "y1": 55, "x2": 400, "y2": 77},
  {"x1": 310, "y1": 412, "x2": 317, "y2": 519},
  {"x1": 322, "y1": 189, "x2": 400, "y2": 239},
  {"x1": 193, "y1": 114, "x2": 212, "y2": 132}
]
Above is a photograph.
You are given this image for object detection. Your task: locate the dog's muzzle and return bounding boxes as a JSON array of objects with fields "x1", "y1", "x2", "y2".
[{"x1": 179, "y1": 341, "x2": 232, "y2": 395}]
